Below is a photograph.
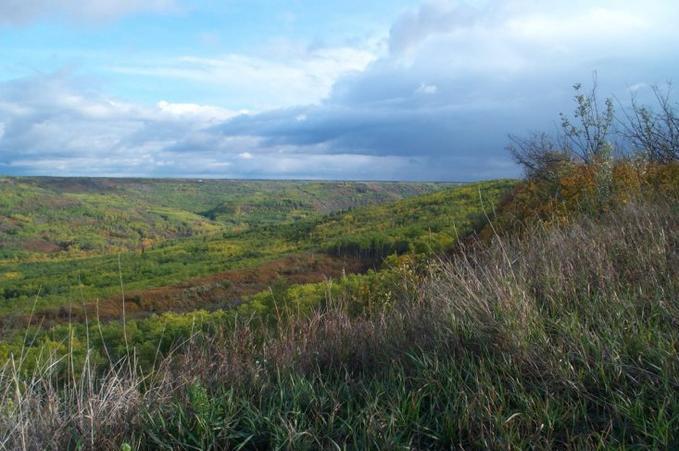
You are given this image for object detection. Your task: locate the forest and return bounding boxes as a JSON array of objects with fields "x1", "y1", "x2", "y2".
[{"x1": 0, "y1": 179, "x2": 512, "y2": 364}]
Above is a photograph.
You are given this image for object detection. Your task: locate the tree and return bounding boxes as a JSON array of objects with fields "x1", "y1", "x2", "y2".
[
  {"x1": 559, "y1": 79, "x2": 615, "y2": 164},
  {"x1": 619, "y1": 83, "x2": 679, "y2": 163},
  {"x1": 507, "y1": 132, "x2": 572, "y2": 183},
  {"x1": 508, "y1": 78, "x2": 617, "y2": 206},
  {"x1": 509, "y1": 78, "x2": 614, "y2": 179}
]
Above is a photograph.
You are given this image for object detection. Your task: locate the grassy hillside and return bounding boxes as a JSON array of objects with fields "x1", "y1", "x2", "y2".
[
  {"x1": 1, "y1": 178, "x2": 676, "y2": 449},
  {"x1": 0, "y1": 177, "x2": 446, "y2": 260},
  {"x1": 2, "y1": 159, "x2": 676, "y2": 449},
  {"x1": 0, "y1": 180, "x2": 512, "y2": 331}
]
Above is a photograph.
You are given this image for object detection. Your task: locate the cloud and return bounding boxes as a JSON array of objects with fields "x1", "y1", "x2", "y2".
[
  {"x1": 388, "y1": 0, "x2": 481, "y2": 55},
  {"x1": 110, "y1": 46, "x2": 377, "y2": 110},
  {"x1": 1, "y1": 0, "x2": 678, "y2": 180},
  {"x1": 0, "y1": 73, "x2": 422, "y2": 179},
  {"x1": 0, "y1": 0, "x2": 176, "y2": 24},
  {"x1": 156, "y1": 101, "x2": 243, "y2": 122},
  {"x1": 209, "y1": 0, "x2": 679, "y2": 179},
  {"x1": 415, "y1": 83, "x2": 438, "y2": 95},
  {"x1": 0, "y1": 73, "x2": 240, "y2": 176}
]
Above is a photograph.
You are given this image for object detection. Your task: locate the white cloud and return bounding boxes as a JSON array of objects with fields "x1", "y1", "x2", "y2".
[
  {"x1": 415, "y1": 83, "x2": 438, "y2": 95},
  {"x1": 156, "y1": 101, "x2": 243, "y2": 122},
  {"x1": 0, "y1": 74, "x2": 246, "y2": 174},
  {"x1": 111, "y1": 47, "x2": 377, "y2": 110}
]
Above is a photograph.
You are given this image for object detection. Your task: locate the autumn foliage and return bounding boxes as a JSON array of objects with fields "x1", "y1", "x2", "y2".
[
  {"x1": 484, "y1": 160, "x2": 679, "y2": 240},
  {"x1": 488, "y1": 80, "x2": 679, "y2": 239}
]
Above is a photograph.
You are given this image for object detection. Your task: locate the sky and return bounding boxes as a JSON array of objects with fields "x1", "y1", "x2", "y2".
[{"x1": 0, "y1": 0, "x2": 677, "y2": 181}]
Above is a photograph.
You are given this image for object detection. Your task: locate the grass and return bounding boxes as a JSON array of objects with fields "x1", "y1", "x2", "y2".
[{"x1": 1, "y1": 197, "x2": 676, "y2": 449}]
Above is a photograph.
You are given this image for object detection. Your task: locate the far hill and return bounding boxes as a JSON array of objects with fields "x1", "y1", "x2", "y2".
[{"x1": 0, "y1": 177, "x2": 450, "y2": 260}]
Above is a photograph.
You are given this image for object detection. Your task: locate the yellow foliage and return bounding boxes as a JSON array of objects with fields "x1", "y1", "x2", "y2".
[
  {"x1": 642, "y1": 162, "x2": 679, "y2": 198},
  {"x1": 484, "y1": 161, "x2": 678, "y2": 239},
  {"x1": 0, "y1": 271, "x2": 22, "y2": 281}
]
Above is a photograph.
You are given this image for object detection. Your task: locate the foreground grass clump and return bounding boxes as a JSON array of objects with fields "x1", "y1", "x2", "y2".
[{"x1": 1, "y1": 199, "x2": 677, "y2": 449}]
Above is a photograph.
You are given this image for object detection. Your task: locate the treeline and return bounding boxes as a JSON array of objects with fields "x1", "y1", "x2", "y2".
[{"x1": 326, "y1": 234, "x2": 412, "y2": 259}]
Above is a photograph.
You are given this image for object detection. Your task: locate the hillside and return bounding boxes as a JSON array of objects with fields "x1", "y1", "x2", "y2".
[
  {"x1": 1, "y1": 162, "x2": 677, "y2": 449},
  {"x1": 0, "y1": 177, "x2": 447, "y2": 260},
  {"x1": 0, "y1": 180, "x2": 511, "y2": 331},
  {"x1": 1, "y1": 169, "x2": 676, "y2": 449}
]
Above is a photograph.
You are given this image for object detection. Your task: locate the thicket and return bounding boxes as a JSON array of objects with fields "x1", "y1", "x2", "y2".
[{"x1": 497, "y1": 80, "x2": 679, "y2": 236}]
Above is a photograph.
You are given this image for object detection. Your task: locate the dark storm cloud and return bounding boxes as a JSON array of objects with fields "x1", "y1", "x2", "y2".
[{"x1": 209, "y1": 0, "x2": 679, "y2": 179}]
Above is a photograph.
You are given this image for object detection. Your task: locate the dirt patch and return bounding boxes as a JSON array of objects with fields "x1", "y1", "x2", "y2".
[{"x1": 22, "y1": 239, "x2": 62, "y2": 253}]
